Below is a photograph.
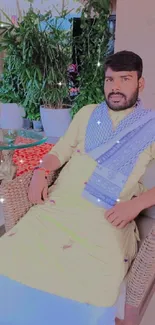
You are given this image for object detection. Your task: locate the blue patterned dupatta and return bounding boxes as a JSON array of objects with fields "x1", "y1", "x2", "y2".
[{"x1": 82, "y1": 101, "x2": 155, "y2": 209}]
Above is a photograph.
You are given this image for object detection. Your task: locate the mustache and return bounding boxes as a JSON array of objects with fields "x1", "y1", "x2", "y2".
[{"x1": 108, "y1": 92, "x2": 126, "y2": 99}]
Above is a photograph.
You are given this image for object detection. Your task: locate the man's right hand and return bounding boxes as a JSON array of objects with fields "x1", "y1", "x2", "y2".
[{"x1": 28, "y1": 170, "x2": 48, "y2": 205}]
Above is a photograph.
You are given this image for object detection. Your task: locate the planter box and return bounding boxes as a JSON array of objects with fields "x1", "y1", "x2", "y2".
[
  {"x1": 40, "y1": 106, "x2": 71, "y2": 138},
  {"x1": 0, "y1": 103, "x2": 23, "y2": 129}
]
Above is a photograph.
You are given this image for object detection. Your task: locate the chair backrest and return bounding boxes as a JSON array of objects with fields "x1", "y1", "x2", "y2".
[{"x1": 125, "y1": 160, "x2": 155, "y2": 324}]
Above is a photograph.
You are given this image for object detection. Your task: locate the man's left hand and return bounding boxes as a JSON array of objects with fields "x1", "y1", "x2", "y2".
[{"x1": 105, "y1": 199, "x2": 142, "y2": 229}]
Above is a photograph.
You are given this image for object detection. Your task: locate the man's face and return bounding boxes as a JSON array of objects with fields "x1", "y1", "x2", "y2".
[{"x1": 104, "y1": 68, "x2": 145, "y2": 111}]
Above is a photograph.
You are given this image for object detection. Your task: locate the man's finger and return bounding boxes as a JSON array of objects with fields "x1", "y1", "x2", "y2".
[
  {"x1": 112, "y1": 217, "x2": 122, "y2": 227},
  {"x1": 32, "y1": 194, "x2": 44, "y2": 205},
  {"x1": 28, "y1": 194, "x2": 35, "y2": 204},
  {"x1": 117, "y1": 221, "x2": 127, "y2": 229},
  {"x1": 43, "y1": 187, "x2": 48, "y2": 200},
  {"x1": 107, "y1": 214, "x2": 115, "y2": 223},
  {"x1": 28, "y1": 191, "x2": 32, "y2": 202},
  {"x1": 37, "y1": 197, "x2": 45, "y2": 205},
  {"x1": 105, "y1": 207, "x2": 115, "y2": 219},
  {"x1": 107, "y1": 213, "x2": 118, "y2": 223}
]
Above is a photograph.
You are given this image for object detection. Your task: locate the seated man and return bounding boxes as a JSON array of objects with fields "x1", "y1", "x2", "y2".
[{"x1": 1, "y1": 50, "x2": 155, "y2": 325}]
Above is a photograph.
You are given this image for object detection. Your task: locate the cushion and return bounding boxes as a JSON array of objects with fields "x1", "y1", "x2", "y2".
[{"x1": 12, "y1": 137, "x2": 53, "y2": 177}]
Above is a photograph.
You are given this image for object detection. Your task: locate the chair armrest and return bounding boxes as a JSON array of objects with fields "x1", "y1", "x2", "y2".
[
  {"x1": 0, "y1": 169, "x2": 60, "y2": 232},
  {"x1": 125, "y1": 223, "x2": 155, "y2": 324}
]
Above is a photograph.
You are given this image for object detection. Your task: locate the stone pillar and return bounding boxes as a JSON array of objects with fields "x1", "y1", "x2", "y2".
[{"x1": 115, "y1": 0, "x2": 155, "y2": 108}]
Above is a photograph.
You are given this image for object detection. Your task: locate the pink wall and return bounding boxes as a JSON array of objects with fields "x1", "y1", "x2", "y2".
[{"x1": 115, "y1": 0, "x2": 155, "y2": 108}]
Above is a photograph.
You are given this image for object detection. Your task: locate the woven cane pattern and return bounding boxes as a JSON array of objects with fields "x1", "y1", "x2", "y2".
[
  {"x1": 126, "y1": 223, "x2": 155, "y2": 307},
  {"x1": 0, "y1": 170, "x2": 58, "y2": 232}
]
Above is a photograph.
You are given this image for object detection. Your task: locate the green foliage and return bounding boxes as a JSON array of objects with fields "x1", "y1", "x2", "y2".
[
  {"x1": 71, "y1": 0, "x2": 110, "y2": 118},
  {"x1": 0, "y1": 15, "x2": 25, "y2": 105},
  {"x1": 0, "y1": 0, "x2": 111, "y2": 120},
  {"x1": 0, "y1": 7, "x2": 72, "y2": 120},
  {"x1": 0, "y1": 69, "x2": 24, "y2": 104}
]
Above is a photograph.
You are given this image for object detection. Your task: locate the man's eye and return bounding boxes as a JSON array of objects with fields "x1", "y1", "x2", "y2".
[{"x1": 123, "y1": 77, "x2": 129, "y2": 81}]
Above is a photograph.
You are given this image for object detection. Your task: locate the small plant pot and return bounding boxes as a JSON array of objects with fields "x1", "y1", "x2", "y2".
[
  {"x1": 32, "y1": 120, "x2": 43, "y2": 132},
  {"x1": 23, "y1": 118, "x2": 32, "y2": 129}
]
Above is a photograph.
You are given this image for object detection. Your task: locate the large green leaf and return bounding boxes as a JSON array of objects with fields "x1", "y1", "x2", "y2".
[{"x1": 0, "y1": 10, "x2": 13, "y2": 24}]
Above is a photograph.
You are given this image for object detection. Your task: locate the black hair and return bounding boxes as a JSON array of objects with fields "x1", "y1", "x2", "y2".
[{"x1": 104, "y1": 50, "x2": 143, "y2": 79}]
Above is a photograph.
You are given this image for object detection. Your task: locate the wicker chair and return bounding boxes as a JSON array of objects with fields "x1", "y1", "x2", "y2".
[{"x1": 0, "y1": 169, "x2": 155, "y2": 325}]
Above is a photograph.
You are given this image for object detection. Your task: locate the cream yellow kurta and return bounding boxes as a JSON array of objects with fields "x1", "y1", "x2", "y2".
[{"x1": 0, "y1": 104, "x2": 155, "y2": 307}]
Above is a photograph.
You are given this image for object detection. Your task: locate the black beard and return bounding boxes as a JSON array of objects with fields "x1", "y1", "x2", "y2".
[{"x1": 105, "y1": 88, "x2": 139, "y2": 111}]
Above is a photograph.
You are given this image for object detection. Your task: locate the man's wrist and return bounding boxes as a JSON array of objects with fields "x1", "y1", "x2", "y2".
[
  {"x1": 33, "y1": 168, "x2": 47, "y2": 179},
  {"x1": 132, "y1": 195, "x2": 146, "y2": 213},
  {"x1": 133, "y1": 191, "x2": 155, "y2": 212},
  {"x1": 34, "y1": 166, "x2": 50, "y2": 177}
]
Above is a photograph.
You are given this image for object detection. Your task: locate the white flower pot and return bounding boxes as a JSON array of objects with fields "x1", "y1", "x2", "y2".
[
  {"x1": 0, "y1": 103, "x2": 23, "y2": 129},
  {"x1": 40, "y1": 106, "x2": 71, "y2": 139},
  {"x1": 33, "y1": 120, "x2": 43, "y2": 132}
]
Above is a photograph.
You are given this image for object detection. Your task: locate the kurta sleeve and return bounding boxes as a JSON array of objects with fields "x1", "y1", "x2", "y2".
[
  {"x1": 48, "y1": 107, "x2": 86, "y2": 166},
  {"x1": 139, "y1": 143, "x2": 155, "y2": 192}
]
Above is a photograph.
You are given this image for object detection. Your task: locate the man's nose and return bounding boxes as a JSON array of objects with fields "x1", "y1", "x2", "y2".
[{"x1": 112, "y1": 80, "x2": 121, "y2": 92}]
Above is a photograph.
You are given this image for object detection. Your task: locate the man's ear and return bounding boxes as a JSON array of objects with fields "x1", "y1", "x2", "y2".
[{"x1": 139, "y1": 77, "x2": 145, "y2": 92}]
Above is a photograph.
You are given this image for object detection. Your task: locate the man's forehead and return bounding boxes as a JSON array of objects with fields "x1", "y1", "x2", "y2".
[{"x1": 105, "y1": 68, "x2": 136, "y2": 77}]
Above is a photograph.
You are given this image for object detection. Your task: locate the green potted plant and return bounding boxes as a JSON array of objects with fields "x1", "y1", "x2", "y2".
[
  {"x1": 0, "y1": 7, "x2": 72, "y2": 136},
  {"x1": 71, "y1": 0, "x2": 110, "y2": 118},
  {"x1": 35, "y1": 10, "x2": 72, "y2": 139},
  {"x1": 0, "y1": 55, "x2": 25, "y2": 129},
  {"x1": 0, "y1": 11, "x2": 27, "y2": 129},
  {"x1": 15, "y1": 7, "x2": 72, "y2": 139},
  {"x1": 26, "y1": 108, "x2": 43, "y2": 132}
]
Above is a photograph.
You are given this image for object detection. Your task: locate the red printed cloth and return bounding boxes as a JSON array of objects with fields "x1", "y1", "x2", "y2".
[{"x1": 12, "y1": 137, "x2": 54, "y2": 177}]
